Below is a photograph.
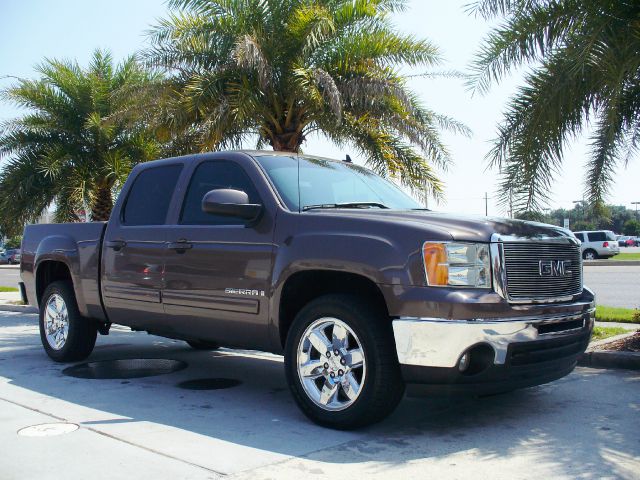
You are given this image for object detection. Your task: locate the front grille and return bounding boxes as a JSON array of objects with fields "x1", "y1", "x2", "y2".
[{"x1": 502, "y1": 242, "x2": 582, "y2": 302}]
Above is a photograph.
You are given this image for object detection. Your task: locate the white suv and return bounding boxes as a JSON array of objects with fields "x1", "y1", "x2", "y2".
[{"x1": 573, "y1": 230, "x2": 620, "y2": 260}]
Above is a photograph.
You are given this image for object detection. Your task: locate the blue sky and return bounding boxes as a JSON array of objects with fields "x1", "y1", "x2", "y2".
[{"x1": 1, "y1": 0, "x2": 639, "y2": 217}]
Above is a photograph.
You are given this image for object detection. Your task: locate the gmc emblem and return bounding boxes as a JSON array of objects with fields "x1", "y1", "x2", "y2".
[{"x1": 539, "y1": 260, "x2": 571, "y2": 277}]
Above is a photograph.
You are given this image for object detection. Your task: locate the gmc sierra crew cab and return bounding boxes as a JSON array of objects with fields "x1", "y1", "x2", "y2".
[{"x1": 20, "y1": 151, "x2": 595, "y2": 429}]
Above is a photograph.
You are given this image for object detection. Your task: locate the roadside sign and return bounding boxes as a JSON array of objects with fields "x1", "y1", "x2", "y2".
[{"x1": 563, "y1": 218, "x2": 570, "y2": 229}]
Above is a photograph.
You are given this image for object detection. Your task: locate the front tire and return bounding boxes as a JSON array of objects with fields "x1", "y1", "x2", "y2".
[
  {"x1": 284, "y1": 294, "x2": 404, "y2": 429},
  {"x1": 39, "y1": 281, "x2": 97, "y2": 362}
]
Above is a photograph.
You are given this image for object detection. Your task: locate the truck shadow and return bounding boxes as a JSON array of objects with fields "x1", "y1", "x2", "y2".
[{"x1": 1, "y1": 313, "x2": 638, "y2": 477}]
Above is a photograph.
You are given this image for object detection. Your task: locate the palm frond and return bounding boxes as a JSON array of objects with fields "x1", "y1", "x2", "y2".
[
  {"x1": 0, "y1": 49, "x2": 161, "y2": 232},
  {"x1": 470, "y1": 0, "x2": 640, "y2": 211},
  {"x1": 141, "y1": 0, "x2": 465, "y2": 200}
]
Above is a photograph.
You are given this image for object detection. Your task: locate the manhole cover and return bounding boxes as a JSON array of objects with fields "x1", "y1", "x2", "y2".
[
  {"x1": 177, "y1": 378, "x2": 242, "y2": 390},
  {"x1": 63, "y1": 358, "x2": 188, "y2": 379},
  {"x1": 18, "y1": 423, "x2": 79, "y2": 437}
]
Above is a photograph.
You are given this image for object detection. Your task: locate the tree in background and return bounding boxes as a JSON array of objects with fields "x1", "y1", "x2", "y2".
[
  {"x1": 522, "y1": 203, "x2": 637, "y2": 233},
  {"x1": 570, "y1": 220, "x2": 596, "y2": 232},
  {"x1": 4, "y1": 236, "x2": 22, "y2": 249},
  {"x1": 144, "y1": 0, "x2": 468, "y2": 199},
  {"x1": 468, "y1": 0, "x2": 640, "y2": 213},
  {"x1": 0, "y1": 50, "x2": 161, "y2": 236},
  {"x1": 513, "y1": 210, "x2": 545, "y2": 222},
  {"x1": 623, "y1": 219, "x2": 640, "y2": 236}
]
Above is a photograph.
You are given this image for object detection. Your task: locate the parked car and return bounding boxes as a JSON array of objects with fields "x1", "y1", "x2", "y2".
[
  {"x1": 631, "y1": 237, "x2": 640, "y2": 247},
  {"x1": 5, "y1": 249, "x2": 21, "y2": 265},
  {"x1": 573, "y1": 231, "x2": 619, "y2": 259},
  {"x1": 0, "y1": 251, "x2": 9, "y2": 265},
  {"x1": 617, "y1": 235, "x2": 631, "y2": 247},
  {"x1": 20, "y1": 151, "x2": 595, "y2": 429}
]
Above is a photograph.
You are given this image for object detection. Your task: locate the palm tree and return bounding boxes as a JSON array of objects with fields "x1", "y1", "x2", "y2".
[
  {"x1": 145, "y1": 0, "x2": 468, "y2": 198},
  {"x1": 468, "y1": 0, "x2": 640, "y2": 212},
  {"x1": 0, "y1": 50, "x2": 161, "y2": 236}
]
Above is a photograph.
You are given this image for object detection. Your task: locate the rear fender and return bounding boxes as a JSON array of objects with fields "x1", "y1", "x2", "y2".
[{"x1": 34, "y1": 236, "x2": 85, "y2": 314}]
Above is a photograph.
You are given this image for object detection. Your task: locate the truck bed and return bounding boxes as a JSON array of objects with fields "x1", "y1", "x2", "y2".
[{"x1": 21, "y1": 222, "x2": 108, "y2": 321}]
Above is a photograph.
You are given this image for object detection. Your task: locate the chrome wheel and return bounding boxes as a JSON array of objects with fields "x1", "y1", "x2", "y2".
[
  {"x1": 44, "y1": 294, "x2": 69, "y2": 350},
  {"x1": 296, "y1": 317, "x2": 366, "y2": 411},
  {"x1": 584, "y1": 251, "x2": 596, "y2": 260}
]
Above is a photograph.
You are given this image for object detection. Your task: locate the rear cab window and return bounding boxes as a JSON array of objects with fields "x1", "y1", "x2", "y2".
[{"x1": 122, "y1": 164, "x2": 183, "y2": 225}]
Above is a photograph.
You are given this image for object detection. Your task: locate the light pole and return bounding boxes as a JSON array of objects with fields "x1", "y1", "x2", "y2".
[
  {"x1": 572, "y1": 200, "x2": 582, "y2": 222},
  {"x1": 632, "y1": 201, "x2": 640, "y2": 219}
]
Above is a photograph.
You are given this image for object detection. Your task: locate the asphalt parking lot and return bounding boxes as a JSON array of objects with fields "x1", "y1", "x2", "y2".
[
  {"x1": 0, "y1": 265, "x2": 20, "y2": 288},
  {"x1": 583, "y1": 265, "x2": 640, "y2": 309},
  {"x1": 1, "y1": 310, "x2": 638, "y2": 479}
]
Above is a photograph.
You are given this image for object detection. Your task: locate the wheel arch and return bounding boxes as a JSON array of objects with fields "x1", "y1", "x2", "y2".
[
  {"x1": 35, "y1": 260, "x2": 73, "y2": 307},
  {"x1": 273, "y1": 269, "x2": 389, "y2": 351}
]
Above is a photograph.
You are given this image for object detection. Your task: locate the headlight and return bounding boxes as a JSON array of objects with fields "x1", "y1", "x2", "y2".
[{"x1": 423, "y1": 242, "x2": 491, "y2": 288}]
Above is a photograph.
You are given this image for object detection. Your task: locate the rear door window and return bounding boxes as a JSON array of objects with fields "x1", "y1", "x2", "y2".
[{"x1": 122, "y1": 164, "x2": 183, "y2": 225}]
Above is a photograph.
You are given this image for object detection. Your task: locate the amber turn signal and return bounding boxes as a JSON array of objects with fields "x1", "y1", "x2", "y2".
[{"x1": 423, "y1": 242, "x2": 449, "y2": 286}]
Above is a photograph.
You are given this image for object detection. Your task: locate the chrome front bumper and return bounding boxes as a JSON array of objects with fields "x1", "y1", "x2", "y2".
[{"x1": 392, "y1": 308, "x2": 595, "y2": 368}]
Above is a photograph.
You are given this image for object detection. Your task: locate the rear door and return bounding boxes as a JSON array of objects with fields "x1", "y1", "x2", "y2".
[
  {"x1": 161, "y1": 157, "x2": 275, "y2": 350},
  {"x1": 101, "y1": 162, "x2": 184, "y2": 329}
]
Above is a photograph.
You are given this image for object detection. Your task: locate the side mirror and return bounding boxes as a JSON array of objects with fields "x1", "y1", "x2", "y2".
[{"x1": 201, "y1": 189, "x2": 262, "y2": 220}]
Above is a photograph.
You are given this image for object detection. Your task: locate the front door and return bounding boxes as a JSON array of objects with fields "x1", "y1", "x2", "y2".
[
  {"x1": 101, "y1": 163, "x2": 184, "y2": 330},
  {"x1": 162, "y1": 159, "x2": 275, "y2": 349}
]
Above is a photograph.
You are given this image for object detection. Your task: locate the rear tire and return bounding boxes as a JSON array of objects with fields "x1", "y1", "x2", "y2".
[
  {"x1": 186, "y1": 340, "x2": 219, "y2": 350},
  {"x1": 284, "y1": 294, "x2": 405, "y2": 430},
  {"x1": 39, "y1": 281, "x2": 97, "y2": 362},
  {"x1": 582, "y1": 249, "x2": 597, "y2": 260}
]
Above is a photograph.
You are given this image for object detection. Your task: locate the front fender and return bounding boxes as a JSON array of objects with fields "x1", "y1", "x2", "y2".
[{"x1": 268, "y1": 230, "x2": 414, "y2": 351}]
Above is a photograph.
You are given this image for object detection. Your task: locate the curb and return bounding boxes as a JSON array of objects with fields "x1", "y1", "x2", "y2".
[
  {"x1": 0, "y1": 304, "x2": 38, "y2": 314},
  {"x1": 579, "y1": 330, "x2": 640, "y2": 370},
  {"x1": 584, "y1": 260, "x2": 640, "y2": 267},
  {"x1": 578, "y1": 351, "x2": 640, "y2": 370}
]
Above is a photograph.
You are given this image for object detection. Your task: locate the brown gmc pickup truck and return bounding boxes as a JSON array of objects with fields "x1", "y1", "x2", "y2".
[{"x1": 20, "y1": 151, "x2": 595, "y2": 429}]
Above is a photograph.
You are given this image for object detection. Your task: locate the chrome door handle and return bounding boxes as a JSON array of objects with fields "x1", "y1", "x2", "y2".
[{"x1": 167, "y1": 241, "x2": 193, "y2": 253}]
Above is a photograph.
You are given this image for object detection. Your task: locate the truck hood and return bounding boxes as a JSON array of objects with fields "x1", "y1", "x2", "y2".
[{"x1": 309, "y1": 209, "x2": 572, "y2": 243}]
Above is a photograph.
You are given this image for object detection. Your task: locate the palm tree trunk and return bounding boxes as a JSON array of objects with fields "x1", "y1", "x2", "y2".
[
  {"x1": 271, "y1": 131, "x2": 303, "y2": 152},
  {"x1": 91, "y1": 185, "x2": 113, "y2": 221}
]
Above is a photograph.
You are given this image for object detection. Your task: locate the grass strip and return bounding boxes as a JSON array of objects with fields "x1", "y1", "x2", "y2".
[
  {"x1": 611, "y1": 252, "x2": 640, "y2": 261},
  {"x1": 592, "y1": 326, "x2": 630, "y2": 341},
  {"x1": 596, "y1": 305, "x2": 640, "y2": 324}
]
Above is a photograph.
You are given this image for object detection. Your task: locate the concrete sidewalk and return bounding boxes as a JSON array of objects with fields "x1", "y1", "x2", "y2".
[
  {"x1": 595, "y1": 321, "x2": 640, "y2": 330},
  {"x1": 1, "y1": 311, "x2": 639, "y2": 479}
]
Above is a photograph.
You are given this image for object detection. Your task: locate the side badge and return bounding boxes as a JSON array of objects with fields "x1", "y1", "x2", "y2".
[{"x1": 225, "y1": 288, "x2": 265, "y2": 297}]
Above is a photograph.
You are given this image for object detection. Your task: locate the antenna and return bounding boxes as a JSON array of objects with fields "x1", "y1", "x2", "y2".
[{"x1": 344, "y1": 154, "x2": 352, "y2": 163}]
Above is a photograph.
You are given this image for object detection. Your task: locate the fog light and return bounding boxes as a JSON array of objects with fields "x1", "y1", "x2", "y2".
[{"x1": 458, "y1": 352, "x2": 470, "y2": 372}]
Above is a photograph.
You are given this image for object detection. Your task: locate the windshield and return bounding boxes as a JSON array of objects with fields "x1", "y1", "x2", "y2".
[{"x1": 255, "y1": 155, "x2": 422, "y2": 211}]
